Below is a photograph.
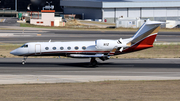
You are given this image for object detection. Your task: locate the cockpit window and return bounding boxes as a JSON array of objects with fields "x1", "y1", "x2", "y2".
[{"x1": 21, "y1": 44, "x2": 28, "y2": 48}]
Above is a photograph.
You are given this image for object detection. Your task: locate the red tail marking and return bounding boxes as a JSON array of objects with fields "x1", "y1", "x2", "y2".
[{"x1": 123, "y1": 34, "x2": 157, "y2": 52}]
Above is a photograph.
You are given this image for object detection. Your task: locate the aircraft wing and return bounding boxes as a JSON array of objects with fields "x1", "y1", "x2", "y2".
[
  {"x1": 69, "y1": 47, "x2": 119, "y2": 58},
  {"x1": 69, "y1": 54, "x2": 106, "y2": 58}
]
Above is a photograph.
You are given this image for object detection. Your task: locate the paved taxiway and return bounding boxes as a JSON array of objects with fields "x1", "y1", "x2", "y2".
[
  {"x1": 0, "y1": 28, "x2": 180, "y2": 43},
  {"x1": 0, "y1": 58, "x2": 180, "y2": 84}
]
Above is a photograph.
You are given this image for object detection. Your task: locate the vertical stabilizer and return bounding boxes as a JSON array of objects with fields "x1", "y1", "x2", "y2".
[{"x1": 124, "y1": 20, "x2": 165, "y2": 52}]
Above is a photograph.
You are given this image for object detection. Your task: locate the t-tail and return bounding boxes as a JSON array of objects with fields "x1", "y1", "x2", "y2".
[{"x1": 122, "y1": 20, "x2": 166, "y2": 52}]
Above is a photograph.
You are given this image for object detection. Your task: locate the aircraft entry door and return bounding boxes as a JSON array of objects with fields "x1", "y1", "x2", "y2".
[{"x1": 35, "y1": 44, "x2": 41, "y2": 55}]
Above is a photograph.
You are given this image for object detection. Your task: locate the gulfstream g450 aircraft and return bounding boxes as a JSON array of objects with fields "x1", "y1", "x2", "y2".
[{"x1": 10, "y1": 20, "x2": 165, "y2": 66}]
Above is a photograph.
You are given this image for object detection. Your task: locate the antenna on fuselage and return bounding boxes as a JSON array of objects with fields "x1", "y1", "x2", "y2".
[{"x1": 49, "y1": 39, "x2": 51, "y2": 42}]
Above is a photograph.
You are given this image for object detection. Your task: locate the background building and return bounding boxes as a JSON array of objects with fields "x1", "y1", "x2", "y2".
[
  {"x1": 0, "y1": 0, "x2": 15, "y2": 10},
  {"x1": 60, "y1": 0, "x2": 180, "y2": 23},
  {"x1": 0, "y1": 0, "x2": 62, "y2": 11}
]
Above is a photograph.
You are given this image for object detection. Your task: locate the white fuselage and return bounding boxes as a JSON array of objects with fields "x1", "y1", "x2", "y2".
[{"x1": 10, "y1": 39, "x2": 125, "y2": 56}]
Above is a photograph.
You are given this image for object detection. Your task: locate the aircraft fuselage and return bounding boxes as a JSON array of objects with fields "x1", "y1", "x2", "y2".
[{"x1": 10, "y1": 40, "x2": 123, "y2": 57}]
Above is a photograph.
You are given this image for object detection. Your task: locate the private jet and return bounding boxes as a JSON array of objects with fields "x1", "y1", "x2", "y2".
[{"x1": 10, "y1": 20, "x2": 165, "y2": 66}]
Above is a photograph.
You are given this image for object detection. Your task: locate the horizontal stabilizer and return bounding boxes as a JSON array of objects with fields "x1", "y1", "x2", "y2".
[{"x1": 145, "y1": 21, "x2": 167, "y2": 25}]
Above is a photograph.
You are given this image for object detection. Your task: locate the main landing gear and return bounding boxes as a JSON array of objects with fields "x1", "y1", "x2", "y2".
[
  {"x1": 22, "y1": 56, "x2": 28, "y2": 65},
  {"x1": 90, "y1": 57, "x2": 97, "y2": 67}
]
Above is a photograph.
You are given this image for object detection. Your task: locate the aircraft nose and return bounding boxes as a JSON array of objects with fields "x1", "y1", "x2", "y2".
[{"x1": 10, "y1": 49, "x2": 17, "y2": 55}]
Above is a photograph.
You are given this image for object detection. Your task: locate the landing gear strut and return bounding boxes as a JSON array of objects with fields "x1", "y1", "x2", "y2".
[
  {"x1": 22, "y1": 56, "x2": 28, "y2": 65},
  {"x1": 90, "y1": 57, "x2": 97, "y2": 67}
]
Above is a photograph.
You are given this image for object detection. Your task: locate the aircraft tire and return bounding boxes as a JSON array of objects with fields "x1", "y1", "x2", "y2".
[
  {"x1": 90, "y1": 58, "x2": 97, "y2": 67},
  {"x1": 22, "y1": 61, "x2": 25, "y2": 65},
  {"x1": 91, "y1": 60, "x2": 97, "y2": 67}
]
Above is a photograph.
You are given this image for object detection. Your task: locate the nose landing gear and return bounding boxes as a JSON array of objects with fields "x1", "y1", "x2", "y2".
[{"x1": 22, "y1": 56, "x2": 28, "y2": 65}]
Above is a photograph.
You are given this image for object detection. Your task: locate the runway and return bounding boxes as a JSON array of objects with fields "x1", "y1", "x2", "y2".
[{"x1": 0, "y1": 58, "x2": 180, "y2": 84}]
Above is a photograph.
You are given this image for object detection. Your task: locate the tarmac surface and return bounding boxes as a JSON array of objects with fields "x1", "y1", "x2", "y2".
[
  {"x1": 0, "y1": 58, "x2": 180, "y2": 84},
  {"x1": 0, "y1": 17, "x2": 20, "y2": 26},
  {"x1": 0, "y1": 26, "x2": 180, "y2": 44},
  {"x1": 0, "y1": 20, "x2": 180, "y2": 84}
]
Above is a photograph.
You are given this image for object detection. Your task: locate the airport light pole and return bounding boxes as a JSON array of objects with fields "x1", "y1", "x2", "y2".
[{"x1": 15, "y1": 0, "x2": 17, "y2": 11}]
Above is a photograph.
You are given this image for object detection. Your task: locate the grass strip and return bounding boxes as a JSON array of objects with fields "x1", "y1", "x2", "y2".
[
  {"x1": 112, "y1": 43, "x2": 180, "y2": 59},
  {"x1": 0, "y1": 80, "x2": 180, "y2": 101},
  {"x1": 18, "y1": 22, "x2": 180, "y2": 32}
]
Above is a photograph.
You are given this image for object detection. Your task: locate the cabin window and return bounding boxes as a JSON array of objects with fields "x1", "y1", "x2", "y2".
[
  {"x1": 82, "y1": 46, "x2": 86, "y2": 50},
  {"x1": 45, "y1": 47, "x2": 49, "y2": 50},
  {"x1": 53, "y1": 47, "x2": 56, "y2": 50},
  {"x1": 60, "y1": 47, "x2": 64, "y2": 50},
  {"x1": 24, "y1": 45, "x2": 28, "y2": 48},
  {"x1": 21, "y1": 44, "x2": 28, "y2": 48},
  {"x1": 67, "y1": 47, "x2": 71, "y2": 50},
  {"x1": 74, "y1": 46, "x2": 79, "y2": 50}
]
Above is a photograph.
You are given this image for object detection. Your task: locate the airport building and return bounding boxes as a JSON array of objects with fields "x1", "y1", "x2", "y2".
[
  {"x1": 0, "y1": 0, "x2": 62, "y2": 17},
  {"x1": 1, "y1": 0, "x2": 180, "y2": 27},
  {"x1": 0, "y1": 0, "x2": 62, "y2": 12},
  {"x1": 60, "y1": 0, "x2": 180, "y2": 23}
]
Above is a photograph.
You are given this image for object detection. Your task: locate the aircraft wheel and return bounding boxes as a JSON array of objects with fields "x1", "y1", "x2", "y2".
[
  {"x1": 22, "y1": 61, "x2": 25, "y2": 65},
  {"x1": 90, "y1": 58, "x2": 97, "y2": 67},
  {"x1": 22, "y1": 56, "x2": 28, "y2": 65},
  {"x1": 91, "y1": 60, "x2": 97, "y2": 67}
]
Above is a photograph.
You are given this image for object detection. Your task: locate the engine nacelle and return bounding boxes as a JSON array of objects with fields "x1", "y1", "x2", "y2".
[{"x1": 95, "y1": 39, "x2": 117, "y2": 50}]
